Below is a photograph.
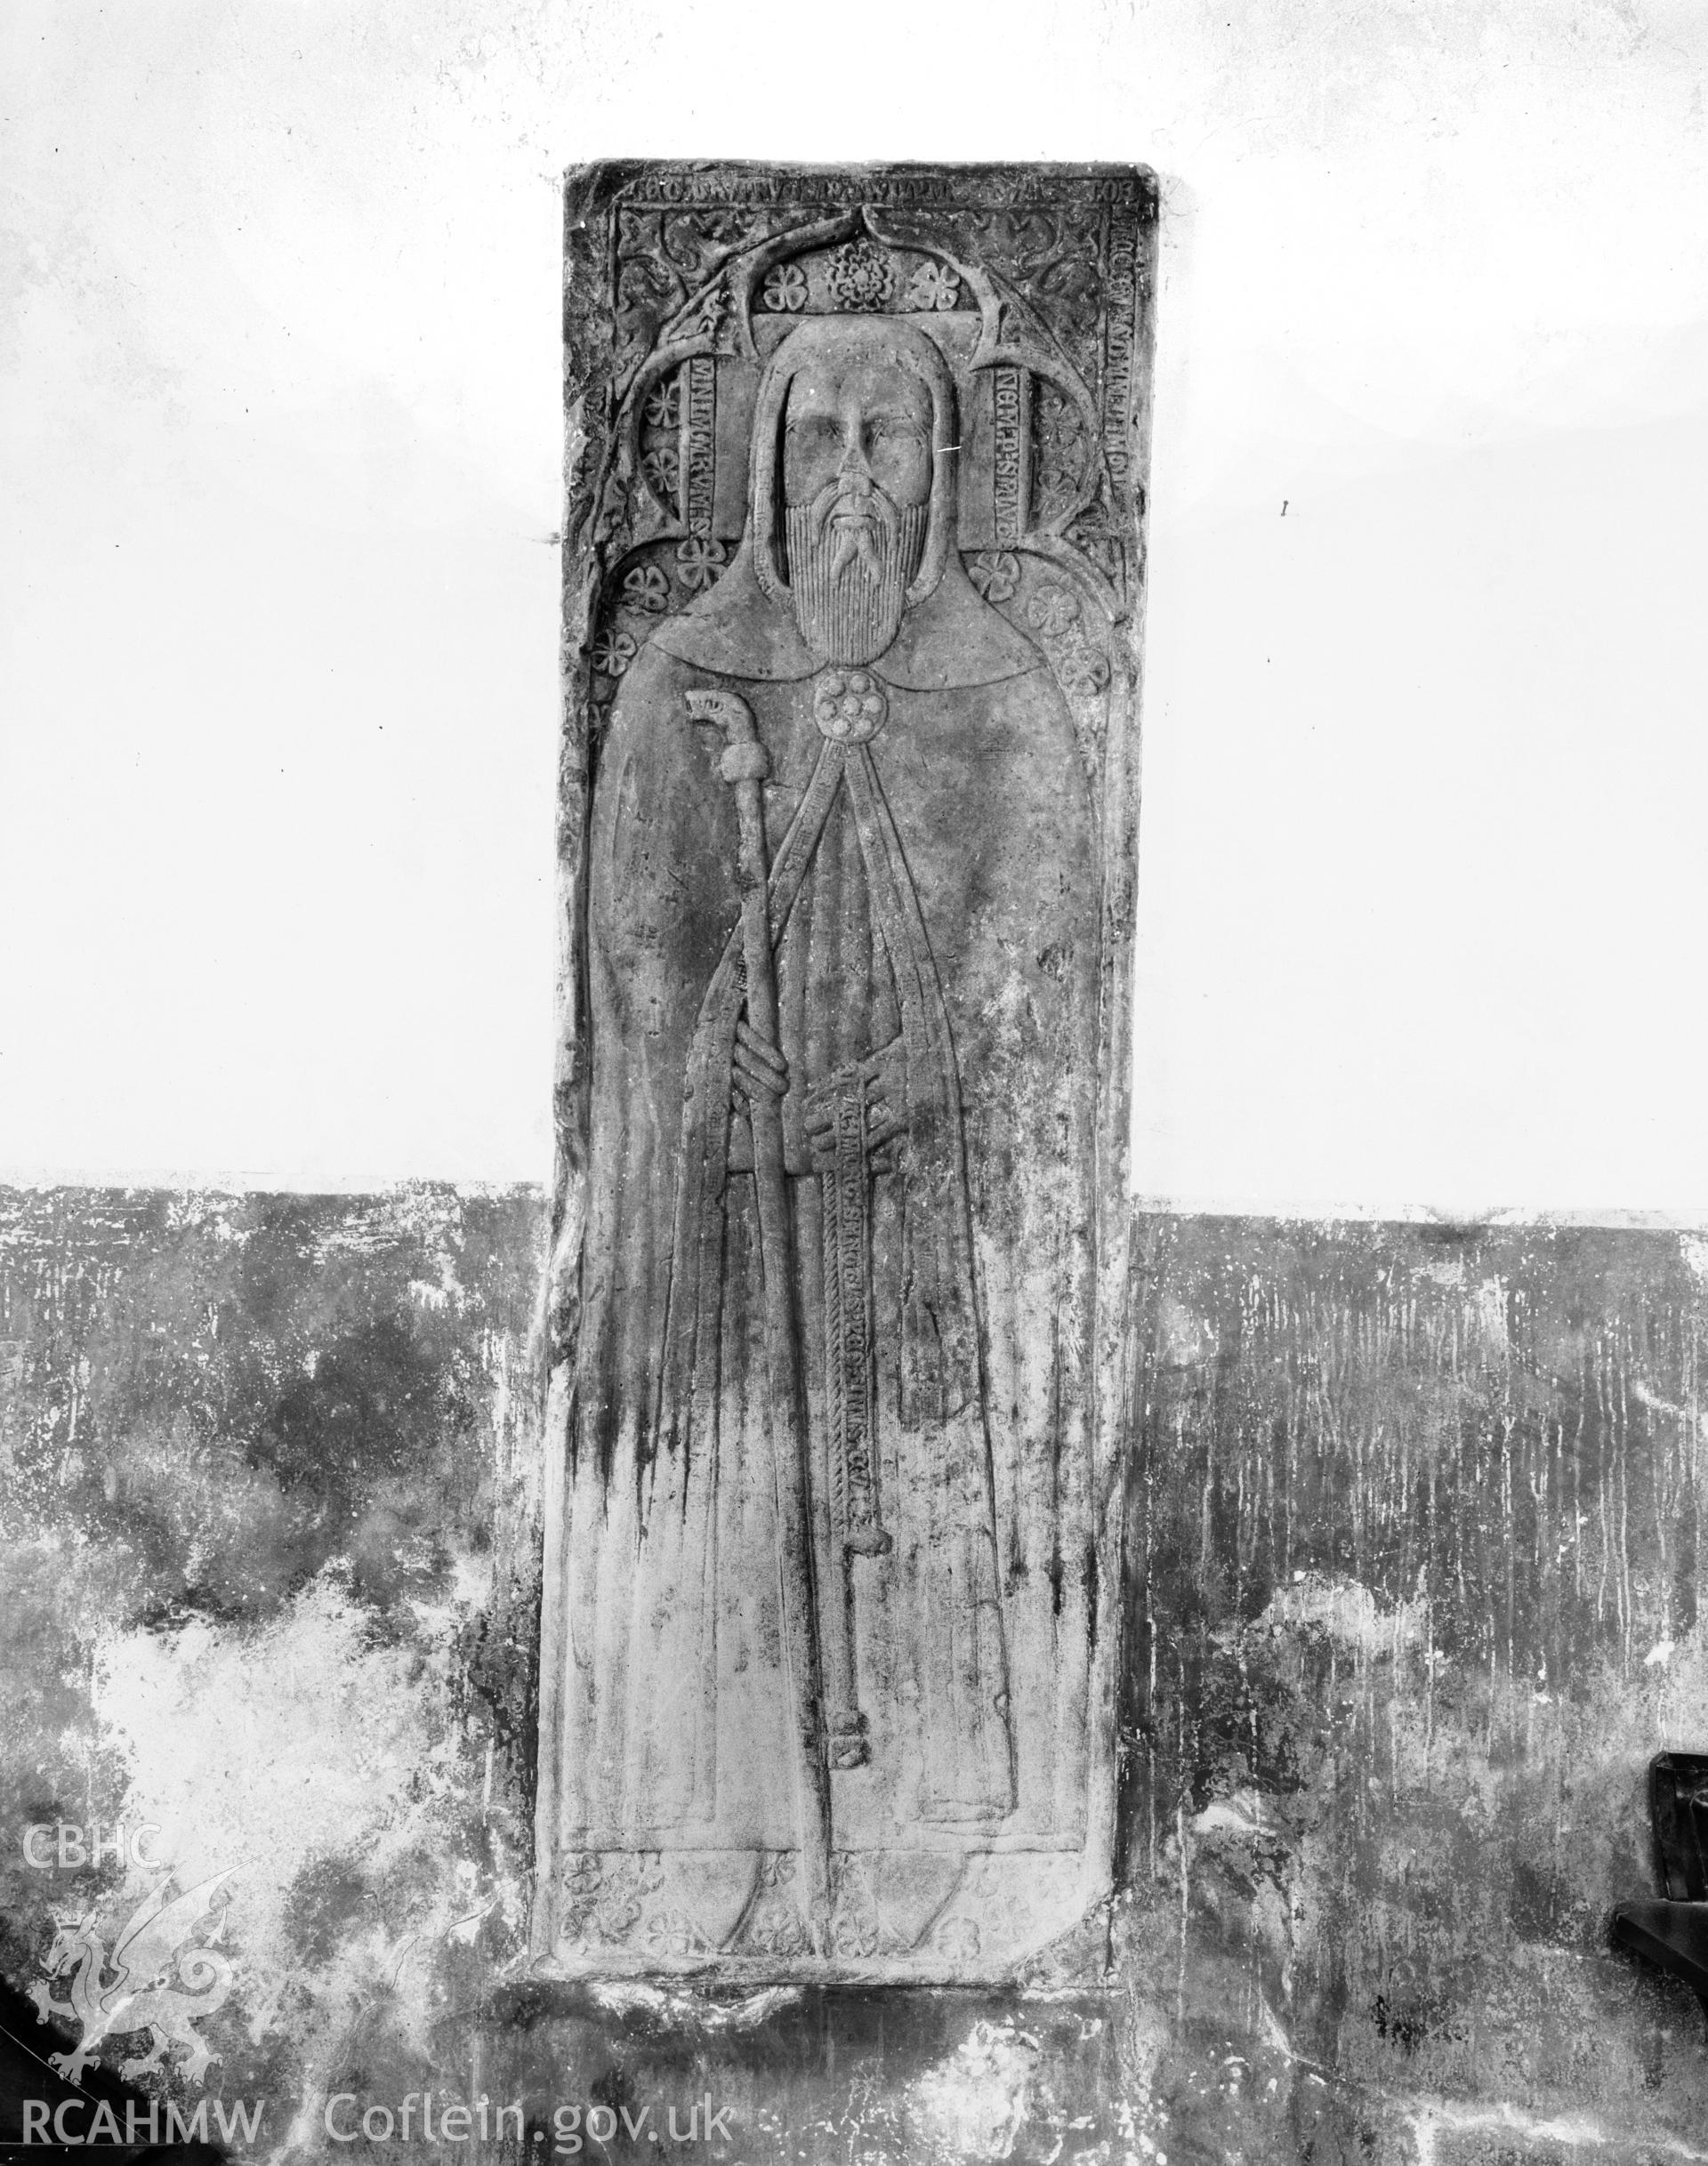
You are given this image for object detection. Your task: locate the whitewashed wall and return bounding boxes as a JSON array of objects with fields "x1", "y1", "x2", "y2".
[{"x1": 3, "y1": 0, "x2": 1704, "y2": 1211}]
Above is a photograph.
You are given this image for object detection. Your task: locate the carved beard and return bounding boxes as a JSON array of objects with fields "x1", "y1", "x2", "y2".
[{"x1": 784, "y1": 488, "x2": 928, "y2": 666}]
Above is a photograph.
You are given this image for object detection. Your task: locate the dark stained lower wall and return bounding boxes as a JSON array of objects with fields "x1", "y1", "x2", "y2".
[
  {"x1": 2, "y1": 1195, "x2": 1705, "y2": 2162},
  {"x1": 1127, "y1": 1217, "x2": 1708, "y2": 2164},
  {"x1": 0, "y1": 1188, "x2": 548, "y2": 2154}
]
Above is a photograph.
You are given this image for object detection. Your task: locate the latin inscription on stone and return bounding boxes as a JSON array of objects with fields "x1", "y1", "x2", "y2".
[
  {"x1": 683, "y1": 354, "x2": 716, "y2": 536},
  {"x1": 992, "y1": 364, "x2": 1026, "y2": 546},
  {"x1": 536, "y1": 161, "x2": 1158, "y2": 1985}
]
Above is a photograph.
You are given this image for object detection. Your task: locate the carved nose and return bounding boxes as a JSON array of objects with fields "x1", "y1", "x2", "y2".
[{"x1": 837, "y1": 437, "x2": 873, "y2": 492}]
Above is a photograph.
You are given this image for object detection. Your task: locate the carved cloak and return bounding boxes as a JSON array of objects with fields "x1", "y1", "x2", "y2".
[{"x1": 547, "y1": 542, "x2": 1101, "y2": 1856}]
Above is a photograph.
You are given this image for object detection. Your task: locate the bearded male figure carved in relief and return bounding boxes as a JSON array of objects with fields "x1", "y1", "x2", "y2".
[{"x1": 537, "y1": 171, "x2": 1154, "y2": 1980}]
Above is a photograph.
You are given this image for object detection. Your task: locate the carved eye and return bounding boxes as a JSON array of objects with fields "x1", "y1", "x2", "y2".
[{"x1": 868, "y1": 415, "x2": 922, "y2": 454}]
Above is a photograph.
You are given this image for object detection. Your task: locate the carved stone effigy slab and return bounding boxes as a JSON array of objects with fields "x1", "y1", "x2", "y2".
[{"x1": 534, "y1": 163, "x2": 1157, "y2": 1986}]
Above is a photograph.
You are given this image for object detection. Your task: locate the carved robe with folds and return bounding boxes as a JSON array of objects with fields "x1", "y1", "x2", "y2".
[{"x1": 544, "y1": 529, "x2": 1100, "y2": 1900}]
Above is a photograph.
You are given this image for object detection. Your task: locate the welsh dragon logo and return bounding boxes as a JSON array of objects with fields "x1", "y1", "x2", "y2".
[{"x1": 29, "y1": 1872, "x2": 235, "y2": 2085}]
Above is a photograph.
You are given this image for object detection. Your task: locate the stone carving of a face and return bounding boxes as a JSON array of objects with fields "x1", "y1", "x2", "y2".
[{"x1": 781, "y1": 345, "x2": 933, "y2": 666}]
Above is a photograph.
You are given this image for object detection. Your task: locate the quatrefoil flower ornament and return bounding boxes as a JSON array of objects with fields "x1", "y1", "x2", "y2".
[
  {"x1": 1057, "y1": 648, "x2": 1111, "y2": 697},
  {"x1": 760, "y1": 262, "x2": 808, "y2": 313},
  {"x1": 641, "y1": 1909, "x2": 708, "y2": 1957},
  {"x1": 621, "y1": 564, "x2": 670, "y2": 614},
  {"x1": 906, "y1": 262, "x2": 960, "y2": 312},
  {"x1": 829, "y1": 1908, "x2": 881, "y2": 1959},
  {"x1": 674, "y1": 536, "x2": 728, "y2": 592},
  {"x1": 968, "y1": 552, "x2": 1021, "y2": 604},
  {"x1": 1027, "y1": 584, "x2": 1081, "y2": 639},
  {"x1": 935, "y1": 1917, "x2": 981, "y2": 1961},
  {"x1": 640, "y1": 446, "x2": 679, "y2": 500},
  {"x1": 642, "y1": 379, "x2": 681, "y2": 430},
  {"x1": 592, "y1": 629, "x2": 638, "y2": 679}
]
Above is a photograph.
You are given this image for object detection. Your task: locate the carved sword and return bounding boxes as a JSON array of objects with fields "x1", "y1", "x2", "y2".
[{"x1": 686, "y1": 687, "x2": 834, "y2": 1953}]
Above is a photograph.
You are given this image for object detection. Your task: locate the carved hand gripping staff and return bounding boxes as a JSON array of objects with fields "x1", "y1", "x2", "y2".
[{"x1": 536, "y1": 162, "x2": 1157, "y2": 1985}]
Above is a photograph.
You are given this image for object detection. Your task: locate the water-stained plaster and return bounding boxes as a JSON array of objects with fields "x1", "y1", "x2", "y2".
[
  {"x1": 0, "y1": 1188, "x2": 544, "y2": 2153},
  {"x1": 4, "y1": 1196, "x2": 1708, "y2": 2161}
]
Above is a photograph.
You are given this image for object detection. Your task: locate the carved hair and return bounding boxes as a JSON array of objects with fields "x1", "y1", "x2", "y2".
[{"x1": 749, "y1": 316, "x2": 957, "y2": 612}]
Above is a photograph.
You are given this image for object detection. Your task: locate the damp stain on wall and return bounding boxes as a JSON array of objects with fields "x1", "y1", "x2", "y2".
[
  {"x1": 1125, "y1": 1217, "x2": 1708, "y2": 2164},
  {"x1": 4, "y1": 1194, "x2": 1708, "y2": 2162},
  {"x1": 0, "y1": 1187, "x2": 546, "y2": 2148}
]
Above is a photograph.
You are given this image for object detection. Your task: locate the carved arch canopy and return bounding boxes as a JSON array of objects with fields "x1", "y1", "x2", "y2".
[{"x1": 571, "y1": 173, "x2": 1156, "y2": 761}]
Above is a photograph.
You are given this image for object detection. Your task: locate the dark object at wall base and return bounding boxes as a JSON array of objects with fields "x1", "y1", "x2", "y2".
[
  {"x1": 1613, "y1": 1752, "x2": 1708, "y2": 2014},
  {"x1": 1615, "y1": 1900, "x2": 1708, "y2": 2002}
]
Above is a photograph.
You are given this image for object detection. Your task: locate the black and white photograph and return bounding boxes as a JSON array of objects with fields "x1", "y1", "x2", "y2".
[{"x1": 4, "y1": 6, "x2": 1708, "y2": 2160}]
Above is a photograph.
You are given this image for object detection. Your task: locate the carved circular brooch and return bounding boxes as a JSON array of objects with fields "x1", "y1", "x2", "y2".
[{"x1": 812, "y1": 669, "x2": 888, "y2": 745}]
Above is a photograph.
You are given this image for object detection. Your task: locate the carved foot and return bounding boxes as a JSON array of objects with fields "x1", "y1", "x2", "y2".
[
  {"x1": 866, "y1": 1854, "x2": 967, "y2": 1954},
  {"x1": 558, "y1": 1850, "x2": 762, "y2": 1961},
  {"x1": 649, "y1": 1852, "x2": 762, "y2": 1953}
]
